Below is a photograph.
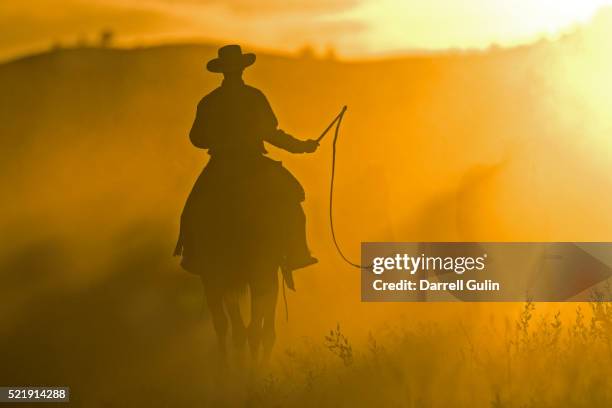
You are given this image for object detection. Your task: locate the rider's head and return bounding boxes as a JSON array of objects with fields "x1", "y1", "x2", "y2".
[{"x1": 206, "y1": 45, "x2": 255, "y2": 79}]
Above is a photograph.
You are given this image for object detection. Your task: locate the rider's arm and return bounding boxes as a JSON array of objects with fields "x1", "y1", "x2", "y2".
[
  {"x1": 259, "y1": 92, "x2": 316, "y2": 153},
  {"x1": 267, "y1": 129, "x2": 309, "y2": 153}
]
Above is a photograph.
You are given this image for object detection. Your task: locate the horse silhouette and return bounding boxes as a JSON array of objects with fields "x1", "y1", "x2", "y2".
[{"x1": 174, "y1": 45, "x2": 318, "y2": 364}]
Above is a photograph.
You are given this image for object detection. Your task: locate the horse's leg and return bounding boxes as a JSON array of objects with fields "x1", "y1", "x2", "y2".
[
  {"x1": 248, "y1": 267, "x2": 280, "y2": 366},
  {"x1": 260, "y1": 268, "x2": 279, "y2": 365},
  {"x1": 224, "y1": 292, "x2": 247, "y2": 354},
  {"x1": 202, "y1": 279, "x2": 228, "y2": 359},
  {"x1": 248, "y1": 285, "x2": 265, "y2": 364}
]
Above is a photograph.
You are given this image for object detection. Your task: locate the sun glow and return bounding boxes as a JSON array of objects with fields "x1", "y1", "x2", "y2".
[{"x1": 346, "y1": 0, "x2": 612, "y2": 53}]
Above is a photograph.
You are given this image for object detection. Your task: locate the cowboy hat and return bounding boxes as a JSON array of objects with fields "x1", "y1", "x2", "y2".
[{"x1": 206, "y1": 44, "x2": 256, "y2": 73}]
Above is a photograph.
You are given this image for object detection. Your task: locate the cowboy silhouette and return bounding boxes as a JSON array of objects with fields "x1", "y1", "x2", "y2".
[{"x1": 174, "y1": 45, "x2": 318, "y2": 360}]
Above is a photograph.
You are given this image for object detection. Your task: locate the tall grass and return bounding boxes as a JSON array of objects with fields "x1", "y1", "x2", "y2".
[{"x1": 248, "y1": 301, "x2": 612, "y2": 408}]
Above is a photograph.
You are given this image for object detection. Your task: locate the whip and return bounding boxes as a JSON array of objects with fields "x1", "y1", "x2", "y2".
[
  {"x1": 316, "y1": 106, "x2": 369, "y2": 270},
  {"x1": 284, "y1": 105, "x2": 361, "y2": 322}
]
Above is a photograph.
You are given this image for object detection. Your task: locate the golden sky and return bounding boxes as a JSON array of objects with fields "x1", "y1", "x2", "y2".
[{"x1": 1, "y1": 0, "x2": 611, "y2": 59}]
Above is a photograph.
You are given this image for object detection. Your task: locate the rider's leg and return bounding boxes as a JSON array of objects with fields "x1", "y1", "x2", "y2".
[
  {"x1": 284, "y1": 202, "x2": 317, "y2": 269},
  {"x1": 281, "y1": 203, "x2": 317, "y2": 289},
  {"x1": 263, "y1": 159, "x2": 317, "y2": 281}
]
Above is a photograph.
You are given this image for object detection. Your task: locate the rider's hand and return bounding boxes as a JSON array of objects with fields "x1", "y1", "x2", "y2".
[{"x1": 302, "y1": 139, "x2": 319, "y2": 153}]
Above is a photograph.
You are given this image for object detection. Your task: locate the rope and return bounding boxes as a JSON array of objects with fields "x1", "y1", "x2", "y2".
[
  {"x1": 318, "y1": 106, "x2": 370, "y2": 270},
  {"x1": 282, "y1": 105, "x2": 366, "y2": 323}
]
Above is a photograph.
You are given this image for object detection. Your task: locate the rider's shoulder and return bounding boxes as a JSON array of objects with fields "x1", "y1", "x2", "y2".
[
  {"x1": 243, "y1": 84, "x2": 267, "y2": 99},
  {"x1": 197, "y1": 87, "x2": 223, "y2": 106}
]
